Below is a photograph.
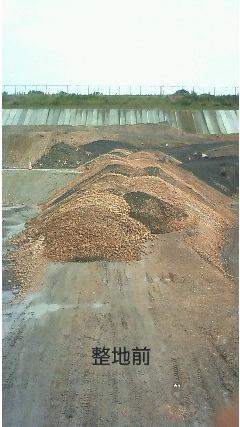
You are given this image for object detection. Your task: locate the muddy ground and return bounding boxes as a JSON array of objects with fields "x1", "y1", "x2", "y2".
[{"x1": 2, "y1": 124, "x2": 239, "y2": 426}]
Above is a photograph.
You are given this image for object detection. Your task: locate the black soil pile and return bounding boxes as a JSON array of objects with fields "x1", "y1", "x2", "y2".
[
  {"x1": 180, "y1": 157, "x2": 239, "y2": 196},
  {"x1": 33, "y1": 142, "x2": 95, "y2": 168},
  {"x1": 33, "y1": 138, "x2": 239, "y2": 196},
  {"x1": 160, "y1": 140, "x2": 239, "y2": 196},
  {"x1": 80, "y1": 139, "x2": 139, "y2": 156},
  {"x1": 34, "y1": 140, "x2": 139, "y2": 169},
  {"x1": 123, "y1": 191, "x2": 188, "y2": 234}
]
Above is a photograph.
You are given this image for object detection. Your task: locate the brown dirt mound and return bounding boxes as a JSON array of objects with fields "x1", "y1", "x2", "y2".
[
  {"x1": 17, "y1": 190, "x2": 153, "y2": 263},
  {"x1": 9, "y1": 147, "x2": 237, "y2": 291},
  {"x1": 39, "y1": 149, "x2": 236, "y2": 266}
]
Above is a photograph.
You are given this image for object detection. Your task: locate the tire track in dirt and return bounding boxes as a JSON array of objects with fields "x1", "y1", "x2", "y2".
[{"x1": 2, "y1": 236, "x2": 238, "y2": 426}]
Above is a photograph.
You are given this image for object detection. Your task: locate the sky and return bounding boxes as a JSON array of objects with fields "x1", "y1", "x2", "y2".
[{"x1": 2, "y1": 0, "x2": 239, "y2": 90}]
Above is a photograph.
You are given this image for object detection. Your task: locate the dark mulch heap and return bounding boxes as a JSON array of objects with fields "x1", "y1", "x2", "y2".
[{"x1": 123, "y1": 191, "x2": 188, "y2": 234}]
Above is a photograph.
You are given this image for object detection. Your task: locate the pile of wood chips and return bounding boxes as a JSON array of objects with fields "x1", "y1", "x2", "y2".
[
  {"x1": 9, "y1": 149, "x2": 237, "y2": 294},
  {"x1": 32, "y1": 189, "x2": 153, "y2": 262}
]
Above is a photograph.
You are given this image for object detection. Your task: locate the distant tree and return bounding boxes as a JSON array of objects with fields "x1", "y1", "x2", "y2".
[
  {"x1": 174, "y1": 89, "x2": 190, "y2": 95},
  {"x1": 28, "y1": 90, "x2": 44, "y2": 95}
]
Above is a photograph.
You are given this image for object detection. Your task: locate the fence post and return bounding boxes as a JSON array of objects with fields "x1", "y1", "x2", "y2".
[
  {"x1": 213, "y1": 87, "x2": 216, "y2": 96},
  {"x1": 45, "y1": 85, "x2": 48, "y2": 94},
  {"x1": 66, "y1": 85, "x2": 69, "y2": 93},
  {"x1": 160, "y1": 86, "x2": 163, "y2": 96},
  {"x1": 15, "y1": 85, "x2": 17, "y2": 95},
  {"x1": 129, "y1": 86, "x2": 131, "y2": 95}
]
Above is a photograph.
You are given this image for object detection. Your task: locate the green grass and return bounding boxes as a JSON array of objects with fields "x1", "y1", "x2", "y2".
[{"x1": 2, "y1": 91, "x2": 239, "y2": 110}]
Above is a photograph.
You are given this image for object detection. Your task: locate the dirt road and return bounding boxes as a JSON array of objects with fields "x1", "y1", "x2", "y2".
[
  {"x1": 3, "y1": 233, "x2": 238, "y2": 426},
  {"x1": 2, "y1": 124, "x2": 238, "y2": 426}
]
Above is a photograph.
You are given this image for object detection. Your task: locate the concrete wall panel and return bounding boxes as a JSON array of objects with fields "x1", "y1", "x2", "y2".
[{"x1": 2, "y1": 109, "x2": 238, "y2": 134}]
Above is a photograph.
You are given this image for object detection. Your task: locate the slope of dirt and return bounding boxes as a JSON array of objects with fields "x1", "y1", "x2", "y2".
[
  {"x1": 180, "y1": 156, "x2": 238, "y2": 196},
  {"x1": 2, "y1": 131, "x2": 55, "y2": 168}
]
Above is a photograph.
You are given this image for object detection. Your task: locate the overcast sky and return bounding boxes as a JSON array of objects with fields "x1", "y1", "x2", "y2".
[{"x1": 2, "y1": 0, "x2": 239, "y2": 89}]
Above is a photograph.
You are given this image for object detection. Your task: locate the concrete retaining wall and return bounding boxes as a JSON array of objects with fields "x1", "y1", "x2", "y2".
[{"x1": 2, "y1": 109, "x2": 239, "y2": 134}]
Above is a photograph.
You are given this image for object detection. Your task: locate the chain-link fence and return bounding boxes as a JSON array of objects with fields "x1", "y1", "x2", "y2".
[{"x1": 2, "y1": 84, "x2": 239, "y2": 96}]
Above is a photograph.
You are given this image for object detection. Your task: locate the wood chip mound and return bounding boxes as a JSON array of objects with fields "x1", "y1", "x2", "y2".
[
  {"x1": 9, "y1": 148, "x2": 237, "y2": 293},
  {"x1": 30, "y1": 190, "x2": 153, "y2": 262}
]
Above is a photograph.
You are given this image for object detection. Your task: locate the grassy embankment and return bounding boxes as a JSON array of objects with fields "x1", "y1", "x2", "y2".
[{"x1": 2, "y1": 91, "x2": 239, "y2": 110}]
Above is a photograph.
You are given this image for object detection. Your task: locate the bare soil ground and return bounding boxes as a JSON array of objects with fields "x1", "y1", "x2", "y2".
[
  {"x1": 2, "y1": 123, "x2": 238, "y2": 167},
  {"x1": 2, "y1": 124, "x2": 239, "y2": 426}
]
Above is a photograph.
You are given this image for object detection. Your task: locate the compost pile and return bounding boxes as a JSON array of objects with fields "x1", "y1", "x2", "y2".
[
  {"x1": 31, "y1": 190, "x2": 153, "y2": 262},
  {"x1": 9, "y1": 146, "x2": 237, "y2": 294}
]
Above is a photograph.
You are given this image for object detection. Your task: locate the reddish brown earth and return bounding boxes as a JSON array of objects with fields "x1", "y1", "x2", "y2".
[{"x1": 2, "y1": 124, "x2": 238, "y2": 426}]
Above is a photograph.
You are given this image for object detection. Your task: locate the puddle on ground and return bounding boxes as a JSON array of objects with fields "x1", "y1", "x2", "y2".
[
  {"x1": 24, "y1": 303, "x2": 73, "y2": 319},
  {"x1": 2, "y1": 205, "x2": 40, "y2": 241},
  {"x1": 87, "y1": 301, "x2": 106, "y2": 309},
  {"x1": 2, "y1": 290, "x2": 15, "y2": 305},
  {"x1": 24, "y1": 301, "x2": 107, "y2": 319}
]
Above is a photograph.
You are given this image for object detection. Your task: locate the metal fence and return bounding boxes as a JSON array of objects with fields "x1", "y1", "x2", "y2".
[{"x1": 2, "y1": 84, "x2": 239, "y2": 96}]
